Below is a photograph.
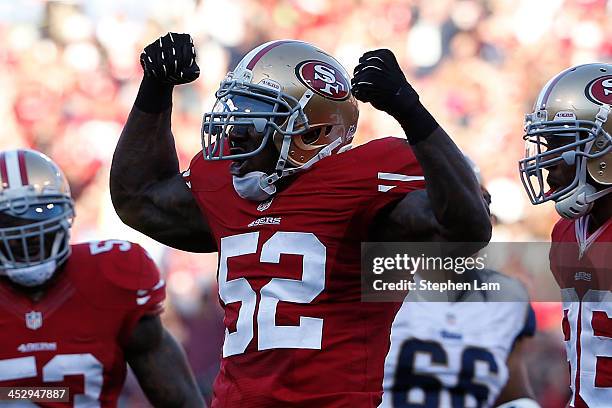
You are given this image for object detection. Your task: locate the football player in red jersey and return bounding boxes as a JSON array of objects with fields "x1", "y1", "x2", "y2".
[
  {"x1": 0, "y1": 149, "x2": 203, "y2": 407},
  {"x1": 519, "y1": 64, "x2": 612, "y2": 408},
  {"x1": 111, "y1": 33, "x2": 491, "y2": 407}
]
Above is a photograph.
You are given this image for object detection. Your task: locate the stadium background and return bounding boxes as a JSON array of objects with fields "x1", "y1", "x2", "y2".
[{"x1": 2, "y1": 0, "x2": 610, "y2": 406}]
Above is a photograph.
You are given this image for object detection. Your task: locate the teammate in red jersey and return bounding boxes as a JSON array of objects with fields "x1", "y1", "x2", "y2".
[
  {"x1": 111, "y1": 33, "x2": 491, "y2": 407},
  {"x1": 0, "y1": 149, "x2": 203, "y2": 407},
  {"x1": 519, "y1": 63, "x2": 612, "y2": 408}
]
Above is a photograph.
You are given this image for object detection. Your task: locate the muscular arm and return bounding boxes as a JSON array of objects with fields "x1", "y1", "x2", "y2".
[
  {"x1": 494, "y1": 337, "x2": 537, "y2": 405},
  {"x1": 352, "y1": 49, "x2": 491, "y2": 247},
  {"x1": 125, "y1": 315, "x2": 205, "y2": 408},
  {"x1": 111, "y1": 33, "x2": 215, "y2": 252},
  {"x1": 372, "y1": 127, "x2": 491, "y2": 245},
  {"x1": 111, "y1": 103, "x2": 216, "y2": 252}
]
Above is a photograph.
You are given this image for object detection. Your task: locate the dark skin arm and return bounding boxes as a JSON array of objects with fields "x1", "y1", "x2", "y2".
[
  {"x1": 353, "y1": 49, "x2": 491, "y2": 246},
  {"x1": 494, "y1": 337, "x2": 537, "y2": 405},
  {"x1": 111, "y1": 33, "x2": 215, "y2": 253},
  {"x1": 125, "y1": 315, "x2": 205, "y2": 408},
  {"x1": 371, "y1": 127, "x2": 490, "y2": 245},
  {"x1": 110, "y1": 106, "x2": 216, "y2": 252}
]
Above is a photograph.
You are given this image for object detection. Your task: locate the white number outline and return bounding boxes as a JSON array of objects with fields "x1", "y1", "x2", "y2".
[
  {"x1": 89, "y1": 240, "x2": 131, "y2": 255},
  {"x1": 562, "y1": 288, "x2": 612, "y2": 407},
  {"x1": 0, "y1": 353, "x2": 103, "y2": 407},
  {"x1": 219, "y1": 231, "x2": 326, "y2": 357}
]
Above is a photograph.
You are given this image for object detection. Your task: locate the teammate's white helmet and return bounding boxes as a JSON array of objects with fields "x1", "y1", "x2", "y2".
[{"x1": 0, "y1": 149, "x2": 74, "y2": 286}]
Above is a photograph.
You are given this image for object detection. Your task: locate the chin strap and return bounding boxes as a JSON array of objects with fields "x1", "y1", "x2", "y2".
[
  {"x1": 0, "y1": 232, "x2": 64, "y2": 287},
  {"x1": 262, "y1": 136, "x2": 344, "y2": 189},
  {"x1": 587, "y1": 185, "x2": 612, "y2": 201},
  {"x1": 232, "y1": 171, "x2": 277, "y2": 202},
  {"x1": 555, "y1": 183, "x2": 596, "y2": 219},
  {"x1": 262, "y1": 87, "x2": 342, "y2": 189},
  {"x1": 595, "y1": 104, "x2": 611, "y2": 130},
  {"x1": 555, "y1": 106, "x2": 612, "y2": 219},
  {"x1": 3, "y1": 260, "x2": 57, "y2": 287},
  {"x1": 555, "y1": 182, "x2": 612, "y2": 219}
]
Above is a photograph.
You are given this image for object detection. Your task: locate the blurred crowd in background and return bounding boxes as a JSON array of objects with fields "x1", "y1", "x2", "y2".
[{"x1": 1, "y1": 0, "x2": 611, "y2": 406}]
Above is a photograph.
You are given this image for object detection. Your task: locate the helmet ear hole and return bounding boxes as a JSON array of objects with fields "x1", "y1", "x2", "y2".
[
  {"x1": 586, "y1": 132, "x2": 612, "y2": 185},
  {"x1": 300, "y1": 126, "x2": 334, "y2": 145},
  {"x1": 301, "y1": 129, "x2": 321, "y2": 145}
]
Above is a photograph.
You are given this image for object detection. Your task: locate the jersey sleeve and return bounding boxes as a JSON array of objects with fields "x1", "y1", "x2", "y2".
[
  {"x1": 121, "y1": 243, "x2": 165, "y2": 322},
  {"x1": 129, "y1": 244, "x2": 166, "y2": 319},
  {"x1": 357, "y1": 137, "x2": 425, "y2": 222},
  {"x1": 88, "y1": 240, "x2": 167, "y2": 345},
  {"x1": 183, "y1": 148, "x2": 231, "y2": 193},
  {"x1": 182, "y1": 151, "x2": 202, "y2": 191}
]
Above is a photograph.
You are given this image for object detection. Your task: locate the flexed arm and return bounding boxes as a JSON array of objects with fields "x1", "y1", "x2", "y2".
[
  {"x1": 353, "y1": 49, "x2": 491, "y2": 247},
  {"x1": 111, "y1": 33, "x2": 216, "y2": 252}
]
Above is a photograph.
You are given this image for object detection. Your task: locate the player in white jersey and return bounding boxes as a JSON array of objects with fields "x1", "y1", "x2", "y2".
[
  {"x1": 381, "y1": 270, "x2": 537, "y2": 408},
  {"x1": 381, "y1": 163, "x2": 539, "y2": 408}
]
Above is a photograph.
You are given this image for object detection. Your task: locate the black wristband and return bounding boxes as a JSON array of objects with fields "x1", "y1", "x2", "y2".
[
  {"x1": 393, "y1": 101, "x2": 439, "y2": 145},
  {"x1": 134, "y1": 76, "x2": 174, "y2": 113}
]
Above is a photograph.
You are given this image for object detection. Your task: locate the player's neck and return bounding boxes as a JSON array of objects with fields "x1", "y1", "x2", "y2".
[{"x1": 588, "y1": 194, "x2": 612, "y2": 233}]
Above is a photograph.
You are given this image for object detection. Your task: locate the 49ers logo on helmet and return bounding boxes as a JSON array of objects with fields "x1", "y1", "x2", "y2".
[
  {"x1": 586, "y1": 75, "x2": 612, "y2": 105},
  {"x1": 296, "y1": 60, "x2": 350, "y2": 101}
]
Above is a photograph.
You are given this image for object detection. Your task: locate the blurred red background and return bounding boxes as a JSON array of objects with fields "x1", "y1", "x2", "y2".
[{"x1": 3, "y1": 0, "x2": 610, "y2": 405}]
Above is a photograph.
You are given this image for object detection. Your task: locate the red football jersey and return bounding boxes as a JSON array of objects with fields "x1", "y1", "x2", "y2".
[
  {"x1": 550, "y1": 216, "x2": 612, "y2": 408},
  {"x1": 0, "y1": 240, "x2": 165, "y2": 407},
  {"x1": 185, "y1": 137, "x2": 425, "y2": 407}
]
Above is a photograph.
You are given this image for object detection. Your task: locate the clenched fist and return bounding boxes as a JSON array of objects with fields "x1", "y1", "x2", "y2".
[
  {"x1": 351, "y1": 49, "x2": 419, "y2": 119},
  {"x1": 352, "y1": 49, "x2": 439, "y2": 144},
  {"x1": 140, "y1": 32, "x2": 200, "y2": 85}
]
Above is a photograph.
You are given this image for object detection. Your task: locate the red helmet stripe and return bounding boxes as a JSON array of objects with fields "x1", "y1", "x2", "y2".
[
  {"x1": 17, "y1": 150, "x2": 29, "y2": 186},
  {"x1": 0, "y1": 153, "x2": 7, "y2": 188},
  {"x1": 246, "y1": 40, "x2": 296, "y2": 70}
]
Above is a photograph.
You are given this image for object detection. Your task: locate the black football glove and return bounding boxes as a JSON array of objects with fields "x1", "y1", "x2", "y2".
[
  {"x1": 351, "y1": 49, "x2": 419, "y2": 118},
  {"x1": 352, "y1": 49, "x2": 438, "y2": 144},
  {"x1": 140, "y1": 32, "x2": 200, "y2": 85}
]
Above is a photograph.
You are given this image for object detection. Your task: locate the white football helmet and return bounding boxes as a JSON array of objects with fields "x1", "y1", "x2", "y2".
[
  {"x1": 519, "y1": 63, "x2": 612, "y2": 218},
  {"x1": 0, "y1": 149, "x2": 74, "y2": 286}
]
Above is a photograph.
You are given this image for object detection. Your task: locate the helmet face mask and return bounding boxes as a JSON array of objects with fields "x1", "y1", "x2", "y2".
[
  {"x1": 0, "y1": 206, "x2": 72, "y2": 264},
  {"x1": 519, "y1": 64, "x2": 612, "y2": 218},
  {"x1": 520, "y1": 119, "x2": 605, "y2": 203},
  {"x1": 203, "y1": 80, "x2": 306, "y2": 161},
  {"x1": 0, "y1": 150, "x2": 74, "y2": 287},
  {"x1": 201, "y1": 40, "x2": 358, "y2": 187}
]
